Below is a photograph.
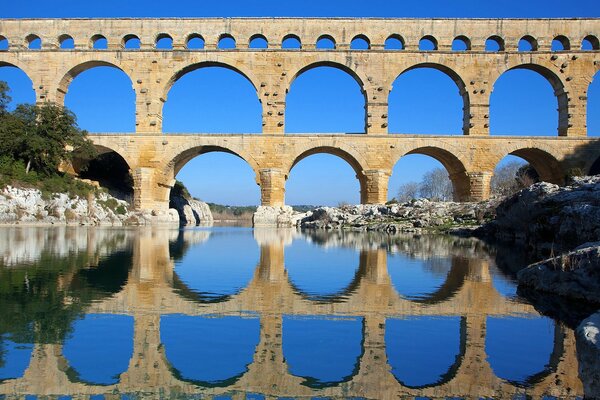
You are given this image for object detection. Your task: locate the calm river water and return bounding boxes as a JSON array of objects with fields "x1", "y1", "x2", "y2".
[{"x1": 0, "y1": 226, "x2": 584, "y2": 398}]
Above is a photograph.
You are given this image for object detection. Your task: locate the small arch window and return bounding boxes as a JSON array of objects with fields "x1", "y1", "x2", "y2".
[
  {"x1": 452, "y1": 35, "x2": 470, "y2": 51},
  {"x1": 91, "y1": 34, "x2": 107, "y2": 49},
  {"x1": 59, "y1": 34, "x2": 74, "y2": 49},
  {"x1": 186, "y1": 34, "x2": 204, "y2": 49},
  {"x1": 123, "y1": 34, "x2": 140, "y2": 49},
  {"x1": 0, "y1": 36, "x2": 9, "y2": 51},
  {"x1": 156, "y1": 34, "x2": 173, "y2": 50},
  {"x1": 551, "y1": 35, "x2": 570, "y2": 51},
  {"x1": 26, "y1": 34, "x2": 41, "y2": 50},
  {"x1": 385, "y1": 35, "x2": 404, "y2": 50},
  {"x1": 316, "y1": 35, "x2": 336, "y2": 50},
  {"x1": 218, "y1": 34, "x2": 236, "y2": 49},
  {"x1": 350, "y1": 35, "x2": 370, "y2": 50},
  {"x1": 518, "y1": 35, "x2": 538, "y2": 51},
  {"x1": 582, "y1": 35, "x2": 599, "y2": 50},
  {"x1": 249, "y1": 34, "x2": 268, "y2": 49},
  {"x1": 486, "y1": 36, "x2": 504, "y2": 52},
  {"x1": 282, "y1": 34, "x2": 301, "y2": 49},
  {"x1": 419, "y1": 36, "x2": 437, "y2": 51}
]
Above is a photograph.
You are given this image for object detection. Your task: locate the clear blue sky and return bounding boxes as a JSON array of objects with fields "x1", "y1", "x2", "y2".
[{"x1": 1, "y1": 0, "x2": 599, "y2": 205}]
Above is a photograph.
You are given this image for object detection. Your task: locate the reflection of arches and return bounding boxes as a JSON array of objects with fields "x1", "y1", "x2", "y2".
[
  {"x1": 389, "y1": 63, "x2": 469, "y2": 134},
  {"x1": 486, "y1": 317, "x2": 564, "y2": 387},
  {"x1": 394, "y1": 146, "x2": 470, "y2": 201},
  {"x1": 161, "y1": 315, "x2": 260, "y2": 387},
  {"x1": 283, "y1": 316, "x2": 364, "y2": 388},
  {"x1": 386, "y1": 316, "x2": 466, "y2": 388},
  {"x1": 497, "y1": 147, "x2": 563, "y2": 184},
  {"x1": 491, "y1": 64, "x2": 567, "y2": 136}
]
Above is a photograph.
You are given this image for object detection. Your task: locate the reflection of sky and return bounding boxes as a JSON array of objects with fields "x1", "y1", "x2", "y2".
[
  {"x1": 161, "y1": 315, "x2": 260, "y2": 384},
  {"x1": 0, "y1": 336, "x2": 32, "y2": 381},
  {"x1": 386, "y1": 316, "x2": 461, "y2": 387},
  {"x1": 62, "y1": 314, "x2": 134, "y2": 385},
  {"x1": 387, "y1": 254, "x2": 450, "y2": 300},
  {"x1": 486, "y1": 316, "x2": 555, "y2": 384},
  {"x1": 285, "y1": 239, "x2": 359, "y2": 299},
  {"x1": 174, "y1": 230, "x2": 258, "y2": 300},
  {"x1": 283, "y1": 316, "x2": 362, "y2": 385}
]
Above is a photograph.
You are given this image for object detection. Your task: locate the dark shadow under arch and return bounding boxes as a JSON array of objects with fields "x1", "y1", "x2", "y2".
[{"x1": 505, "y1": 148, "x2": 563, "y2": 184}]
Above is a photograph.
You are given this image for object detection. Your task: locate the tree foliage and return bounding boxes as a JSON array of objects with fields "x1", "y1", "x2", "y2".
[{"x1": 0, "y1": 81, "x2": 97, "y2": 186}]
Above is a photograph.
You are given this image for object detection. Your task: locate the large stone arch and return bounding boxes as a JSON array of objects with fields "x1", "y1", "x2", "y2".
[
  {"x1": 392, "y1": 145, "x2": 471, "y2": 201},
  {"x1": 56, "y1": 59, "x2": 134, "y2": 105},
  {"x1": 493, "y1": 146, "x2": 564, "y2": 184},
  {"x1": 0, "y1": 59, "x2": 37, "y2": 101},
  {"x1": 161, "y1": 61, "x2": 261, "y2": 103},
  {"x1": 286, "y1": 60, "x2": 367, "y2": 97},
  {"x1": 491, "y1": 62, "x2": 568, "y2": 136},
  {"x1": 390, "y1": 62, "x2": 470, "y2": 134}
]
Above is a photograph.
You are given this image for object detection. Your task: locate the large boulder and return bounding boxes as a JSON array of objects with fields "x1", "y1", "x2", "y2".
[
  {"x1": 253, "y1": 206, "x2": 302, "y2": 227},
  {"x1": 169, "y1": 193, "x2": 213, "y2": 226},
  {"x1": 576, "y1": 311, "x2": 600, "y2": 399},
  {"x1": 517, "y1": 243, "x2": 600, "y2": 303}
]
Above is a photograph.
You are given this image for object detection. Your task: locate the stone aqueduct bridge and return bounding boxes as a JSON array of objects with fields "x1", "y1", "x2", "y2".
[
  {"x1": 1, "y1": 18, "x2": 600, "y2": 210},
  {"x1": 0, "y1": 229, "x2": 584, "y2": 398}
]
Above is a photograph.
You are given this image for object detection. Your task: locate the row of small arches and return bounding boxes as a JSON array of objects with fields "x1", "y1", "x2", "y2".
[{"x1": 1, "y1": 32, "x2": 599, "y2": 52}]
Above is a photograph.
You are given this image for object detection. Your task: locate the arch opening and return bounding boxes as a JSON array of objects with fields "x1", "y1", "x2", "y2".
[
  {"x1": 588, "y1": 70, "x2": 600, "y2": 136},
  {"x1": 388, "y1": 64, "x2": 468, "y2": 135},
  {"x1": 386, "y1": 316, "x2": 465, "y2": 388},
  {"x1": 350, "y1": 35, "x2": 370, "y2": 50},
  {"x1": 283, "y1": 316, "x2": 363, "y2": 388},
  {"x1": 282, "y1": 34, "x2": 301, "y2": 49},
  {"x1": 76, "y1": 149, "x2": 134, "y2": 201},
  {"x1": 0, "y1": 36, "x2": 8, "y2": 51},
  {"x1": 26, "y1": 34, "x2": 41, "y2": 50},
  {"x1": 59, "y1": 34, "x2": 74, "y2": 49},
  {"x1": 582, "y1": 35, "x2": 600, "y2": 50},
  {"x1": 491, "y1": 154, "x2": 540, "y2": 197},
  {"x1": 162, "y1": 64, "x2": 261, "y2": 133},
  {"x1": 287, "y1": 150, "x2": 364, "y2": 206},
  {"x1": 486, "y1": 35, "x2": 504, "y2": 52},
  {"x1": 490, "y1": 66, "x2": 563, "y2": 136},
  {"x1": 518, "y1": 35, "x2": 538, "y2": 51},
  {"x1": 452, "y1": 35, "x2": 470, "y2": 51},
  {"x1": 161, "y1": 315, "x2": 260, "y2": 387},
  {"x1": 186, "y1": 34, "x2": 204, "y2": 49},
  {"x1": 285, "y1": 64, "x2": 366, "y2": 133},
  {"x1": 63, "y1": 64, "x2": 135, "y2": 132},
  {"x1": 123, "y1": 34, "x2": 140, "y2": 49},
  {"x1": 0, "y1": 64, "x2": 36, "y2": 109},
  {"x1": 218, "y1": 34, "x2": 236, "y2": 49},
  {"x1": 385, "y1": 34, "x2": 404, "y2": 50},
  {"x1": 249, "y1": 34, "x2": 268, "y2": 49},
  {"x1": 156, "y1": 33, "x2": 173, "y2": 49},
  {"x1": 551, "y1": 35, "x2": 570, "y2": 51},
  {"x1": 91, "y1": 34, "x2": 107, "y2": 49},
  {"x1": 316, "y1": 35, "x2": 336, "y2": 50},
  {"x1": 496, "y1": 149, "x2": 562, "y2": 185},
  {"x1": 419, "y1": 36, "x2": 437, "y2": 51}
]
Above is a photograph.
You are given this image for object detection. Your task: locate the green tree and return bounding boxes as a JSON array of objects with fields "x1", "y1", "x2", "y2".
[
  {"x1": 0, "y1": 97, "x2": 97, "y2": 175},
  {"x1": 0, "y1": 81, "x2": 10, "y2": 113}
]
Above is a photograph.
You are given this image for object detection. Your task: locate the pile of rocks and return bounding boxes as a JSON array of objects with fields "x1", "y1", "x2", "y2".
[
  {"x1": 0, "y1": 185, "x2": 180, "y2": 226},
  {"x1": 170, "y1": 194, "x2": 213, "y2": 226},
  {"x1": 299, "y1": 199, "x2": 495, "y2": 233}
]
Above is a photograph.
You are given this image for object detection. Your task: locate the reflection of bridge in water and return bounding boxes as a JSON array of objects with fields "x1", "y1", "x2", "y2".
[{"x1": 0, "y1": 228, "x2": 582, "y2": 398}]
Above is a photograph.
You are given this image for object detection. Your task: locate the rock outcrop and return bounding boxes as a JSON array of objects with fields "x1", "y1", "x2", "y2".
[
  {"x1": 477, "y1": 176, "x2": 600, "y2": 253},
  {"x1": 576, "y1": 312, "x2": 600, "y2": 399},
  {"x1": 517, "y1": 242, "x2": 600, "y2": 304},
  {"x1": 253, "y1": 206, "x2": 305, "y2": 227},
  {"x1": 0, "y1": 185, "x2": 180, "y2": 226},
  {"x1": 299, "y1": 200, "x2": 495, "y2": 233},
  {"x1": 170, "y1": 194, "x2": 213, "y2": 226}
]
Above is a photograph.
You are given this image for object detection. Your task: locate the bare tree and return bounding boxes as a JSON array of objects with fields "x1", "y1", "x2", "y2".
[
  {"x1": 419, "y1": 168, "x2": 453, "y2": 201},
  {"x1": 397, "y1": 181, "x2": 420, "y2": 202},
  {"x1": 491, "y1": 161, "x2": 539, "y2": 197}
]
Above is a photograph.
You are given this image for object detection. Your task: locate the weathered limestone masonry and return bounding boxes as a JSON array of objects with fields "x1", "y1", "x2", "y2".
[{"x1": 0, "y1": 18, "x2": 599, "y2": 212}]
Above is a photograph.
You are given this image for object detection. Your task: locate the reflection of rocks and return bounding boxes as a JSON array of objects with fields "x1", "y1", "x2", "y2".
[
  {"x1": 253, "y1": 206, "x2": 305, "y2": 227},
  {"x1": 478, "y1": 176, "x2": 600, "y2": 254},
  {"x1": 300, "y1": 201, "x2": 494, "y2": 233},
  {"x1": 517, "y1": 243, "x2": 600, "y2": 304},
  {"x1": 253, "y1": 227, "x2": 298, "y2": 246},
  {"x1": 180, "y1": 229, "x2": 212, "y2": 246},
  {"x1": 577, "y1": 312, "x2": 600, "y2": 399}
]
